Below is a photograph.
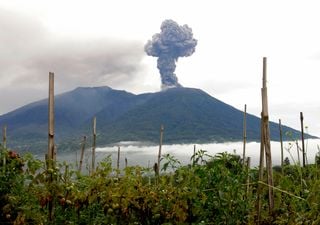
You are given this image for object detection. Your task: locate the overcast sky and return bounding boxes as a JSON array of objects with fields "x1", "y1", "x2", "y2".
[{"x1": 0, "y1": 0, "x2": 320, "y2": 137}]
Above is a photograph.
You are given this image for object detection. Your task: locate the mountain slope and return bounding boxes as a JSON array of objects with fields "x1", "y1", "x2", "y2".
[{"x1": 0, "y1": 86, "x2": 315, "y2": 152}]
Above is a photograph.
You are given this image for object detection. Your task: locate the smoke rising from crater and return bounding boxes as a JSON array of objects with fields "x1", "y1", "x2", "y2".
[{"x1": 145, "y1": 19, "x2": 197, "y2": 89}]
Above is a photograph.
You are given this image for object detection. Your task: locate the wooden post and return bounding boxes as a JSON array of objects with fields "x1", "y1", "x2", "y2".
[
  {"x1": 2, "y1": 125, "x2": 7, "y2": 172},
  {"x1": 261, "y1": 57, "x2": 274, "y2": 214},
  {"x1": 242, "y1": 104, "x2": 247, "y2": 165},
  {"x1": 78, "y1": 136, "x2": 86, "y2": 173},
  {"x1": 92, "y1": 117, "x2": 96, "y2": 174},
  {"x1": 2, "y1": 125, "x2": 7, "y2": 149},
  {"x1": 296, "y1": 140, "x2": 301, "y2": 166},
  {"x1": 300, "y1": 112, "x2": 305, "y2": 167},
  {"x1": 117, "y1": 146, "x2": 120, "y2": 172},
  {"x1": 246, "y1": 157, "x2": 251, "y2": 197},
  {"x1": 125, "y1": 157, "x2": 128, "y2": 168},
  {"x1": 193, "y1": 144, "x2": 196, "y2": 165},
  {"x1": 47, "y1": 72, "x2": 55, "y2": 222},
  {"x1": 48, "y1": 72, "x2": 55, "y2": 166},
  {"x1": 279, "y1": 119, "x2": 284, "y2": 174},
  {"x1": 257, "y1": 112, "x2": 265, "y2": 224},
  {"x1": 157, "y1": 125, "x2": 164, "y2": 175}
]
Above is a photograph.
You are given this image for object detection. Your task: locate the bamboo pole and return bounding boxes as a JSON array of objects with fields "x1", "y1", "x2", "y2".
[
  {"x1": 78, "y1": 136, "x2": 86, "y2": 173},
  {"x1": 92, "y1": 117, "x2": 96, "y2": 174},
  {"x1": 2, "y1": 125, "x2": 7, "y2": 149},
  {"x1": 261, "y1": 57, "x2": 274, "y2": 214},
  {"x1": 48, "y1": 72, "x2": 55, "y2": 166},
  {"x1": 2, "y1": 125, "x2": 7, "y2": 173},
  {"x1": 193, "y1": 144, "x2": 196, "y2": 165},
  {"x1": 300, "y1": 112, "x2": 305, "y2": 167},
  {"x1": 242, "y1": 104, "x2": 247, "y2": 165},
  {"x1": 117, "y1": 146, "x2": 120, "y2": 172},
  {"x1": 246, "y1": 157, "x2": 251, "y2": 197},
  {"x1": 257, "y1": 112, "x2": 265, "y2": 224},
  {"x1": 47, "y1": 72, "x2": 55, "y2": 222},
  {"x1": 296, "y1": 140, "x2": 301, "y2": 166},
  {"x1": 157, "y1": 125, "x2": 164, "y2": 175},
  {"x1": 279, "y1": 119, "x2": 284, "y2": 174}
]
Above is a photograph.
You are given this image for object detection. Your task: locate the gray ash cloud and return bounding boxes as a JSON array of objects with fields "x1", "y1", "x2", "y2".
[{"x1": 145, "y1": 19, "x2": 197, "y2": 89}]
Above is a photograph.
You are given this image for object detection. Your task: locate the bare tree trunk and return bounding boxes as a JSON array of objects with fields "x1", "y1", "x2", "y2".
[
  {"x1": 92, "y1": 117, "x2": 97, "y2": 175},
  {"x1": 79, "y1": 136, "x2": 86, "y2": 173},
  {"x1": 242, "y1": 104, "x2": 247, "y2": 165},
  {"x1": 300, "y1": 112, "x2": 305, "y2": 167},
  {"x1": 157, "y1": 125, "x2": 164, "y2": 175}
]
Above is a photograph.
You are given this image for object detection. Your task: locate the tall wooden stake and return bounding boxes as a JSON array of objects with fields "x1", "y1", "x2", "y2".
[
  {"x1": 78, "y1": 136, "x2": 86, "y2": 173},
  {"x1": 92, "y1": 117, "x2": 96, "y2": 174},
  {"x1": 242, "y1": 104, "x2": 247, "y2": 165},
  {"x1": 47, "y1": 72, "x2": 55, "y2": 222},
  {"x1": 261, "y1": 57, "x2": 274, "y2": 214},
  {"x1": 279, "y1": 119, "x2": 284, "y2": 174},
  {"x1": 2, "y1": 125, "x2": 7, "y2": 149},
  {"x1": 246, "y1": 157, "x2": 251, "y2": 197},
  {"x1": 300, "y1": 112, "x2": 305, "y2": 167},
  {"x1": 257, "y1": 113, "x2": 265, "y2": 224},
  {"x1": 48, "y1": 72, "x2": 55, "y2": 166},
  {"x1": 157, "y1": 125, "x2": 164, "y2": 175},
  {"x1": 117, "y1": 146, "x2": 120, "y2": 172}
]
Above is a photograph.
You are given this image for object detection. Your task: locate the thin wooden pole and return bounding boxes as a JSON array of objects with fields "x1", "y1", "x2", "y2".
[
  {"x1": 92, "y1": 117, "x2": 96, "y2": 174},
  {"x1": 261, "y1": 57, "x2": 274, "y2": 214},
  {"x1": 246, "y1": 157, "x2": 251, "y2": 197},
  {"x1": 48, "y1": 72, "x2": 55, "y2": 166},
  {"x1": 242, "y1": 104, "x2": 247, "y2": 165},
  {"x1": 2, "y1": 125, "x2": 7, "y2": 149},
  {"x1": 279, "y1": 119, "x2": 284, "y2": 174},
  {"x1": 193, "y1": 144, "x2": 196, "y2": 165},
  {"x1": 117, "y1": 146, "x2": 120, "y2": 171},
  {"x1": 257, "y1": 113, "x2": 265, "y2": 224},
  {"x1": 2, "y1": 125, "x2": 7, "y2": 173},
  {"x1": 300, "y1": 112, "x2": 305, "y2": 167},
  {"x1": 78, "y1": 136, "x2": 86, "y2": 173},
  {"x1": 296, "y1": 140, "x2": 301, "y2": 166},
  {"x1": 47, "y1": 72, "x2": 55, "y2": 222},
  {"x1": 157, "y1": 125, "x2": 164, "y2": 175}
]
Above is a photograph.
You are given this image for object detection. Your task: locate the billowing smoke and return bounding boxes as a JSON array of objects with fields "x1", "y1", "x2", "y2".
[{"x1": 145, "y1": 19, "x2": 197, "y2": 89}]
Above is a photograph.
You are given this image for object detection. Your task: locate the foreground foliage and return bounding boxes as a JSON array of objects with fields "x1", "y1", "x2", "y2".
[{"x1": 1, "y1": 145, "x2": 320, "y2": 224}]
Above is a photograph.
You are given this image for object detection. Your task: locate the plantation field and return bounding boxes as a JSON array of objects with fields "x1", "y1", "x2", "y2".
[{"x1": 1, "y1": 143, "x2": 320, "y2": 224}]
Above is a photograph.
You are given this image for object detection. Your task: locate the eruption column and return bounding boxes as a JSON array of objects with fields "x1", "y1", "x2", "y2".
[{"x1": 145, "y1": 19, "x2": 197, "y2": 89}]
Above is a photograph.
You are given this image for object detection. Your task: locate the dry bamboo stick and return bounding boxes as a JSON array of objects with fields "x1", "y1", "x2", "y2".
[
  {"x1": 261, "y1": 57, "x2": 274, "y2": 214},
  {"x1": 2, "y1": 125, "x2": 7, "y2": 149},
  {"x1": 279, "y1": 119, "x2": 284, "y2": 174},
  {"x1": 300, "y1": 112, "x2": 305, "y2": 167},
  {"x1": 48, "y1": 72, "x2": 55, "y2": 166},
  {"x1": 157, "y1": 125, "x2": 164, "y2": 175},
  {"x1": 79, "y1": 136, "x2": 86, "y2": 173},
  {"x1": 242, "y1": 104, "x2": 247, "y2": 165},
  {"x1": 92, "y1": 117, "x2": 97, "y2": 174},
  {"x1": 117, "y1": 146, "x2": 120, "y2": 173}
]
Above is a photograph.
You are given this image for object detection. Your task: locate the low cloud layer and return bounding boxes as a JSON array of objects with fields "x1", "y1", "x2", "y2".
[{"x1": 0, "y1": 9, "x2": 146, "y2": 114}]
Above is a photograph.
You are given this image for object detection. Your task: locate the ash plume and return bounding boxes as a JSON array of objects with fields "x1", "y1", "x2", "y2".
[{"x1": 145, "y1": 19, "x2": 197, "y2": 89}]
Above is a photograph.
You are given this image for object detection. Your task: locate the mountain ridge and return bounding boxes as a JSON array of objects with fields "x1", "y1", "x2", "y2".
[{"x1": 0, "y1": 86, "x2": 316, "y2": 153}]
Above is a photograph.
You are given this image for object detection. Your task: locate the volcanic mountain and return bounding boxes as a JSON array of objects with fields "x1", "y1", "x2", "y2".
[{"x1": 0, "y1": 86, "x2": 314, "y2": 153}]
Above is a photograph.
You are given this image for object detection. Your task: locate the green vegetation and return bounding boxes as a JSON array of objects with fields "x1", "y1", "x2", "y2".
[{"x1": 1, "y1": 144, "x2": 320, "y2": 224}]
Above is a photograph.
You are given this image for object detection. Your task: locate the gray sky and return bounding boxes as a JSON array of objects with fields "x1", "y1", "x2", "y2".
[{"x1": 0, "y1": 0, "x2": 320, "y2": 137}]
